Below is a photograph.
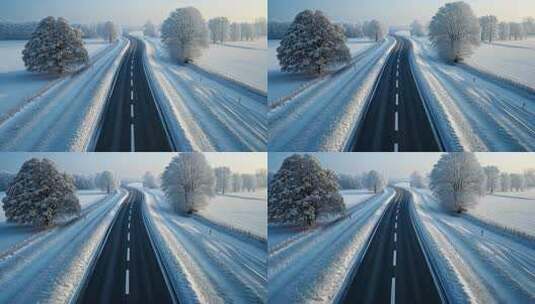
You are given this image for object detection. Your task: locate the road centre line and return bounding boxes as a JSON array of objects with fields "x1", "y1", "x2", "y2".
[
  {"x1": 393, "y1": 250, "x2": 397, "y2": 266},
  {"x1": 395, "y1": 93, "x2": 398, "y2": 106},
  {"x1": 131, "y1": 104, "x2": 134, "y2": 118},
  {"x1": 395, "y1": 112, "x2": 399, "y2": 131},
  {"x1": 395, "y1": 222, "x2": 398, "y2": 229},
  {"x1": 127, "y1": 247, "x2": 130, "y2": 261},
  {"x1": 394, "y1": 143, "x2": 399, "y2": 152},
  {"x1": 125, "y1": 270, "x2": 130, "y2": 295},
  {"x1": 394, "y1": 232, "x2": 397, "y2": 242},
  {"x1": 391, "y1": 277, "x2": 396, "y2": 304},
  {"x1": 127, "y1": 232, "x2": 130, "y2": 241}
]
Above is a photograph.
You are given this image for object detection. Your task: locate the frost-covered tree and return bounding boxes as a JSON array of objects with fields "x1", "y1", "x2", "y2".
[
  {"x1": 510, "y1": 174, "x2": 526, "y2": 191},
  {"x1": 410, "y1": 171, "x2": 426, "y2": 188},
  {"x1": 1, "y1": 158, "x2": 80, "y2": 227},
  {"x1": 341, "y1": 23, "x2": 363, "y2": 38},
  {"x1": 103, "y1": 21, "x2": 118, "y2": 43},
  {"x1": 429, "y1": 1, "x2": 480, "y2": 62},
  {"x1": 483, "y1": 166, "x2": 500, "y2": 193},
  {"x1": 230, "y1": 22, "x2": 241, "y2": 41},
  {"x1": 256, "y1": 169, "x2": 268, "y2": 189},
  {"x1": 161, "y1": 7, "x2": 209, "y2": 63},
  {"x1": 240, "y1": 22, "x2": 256, "y2": 41},
  {"x1": 22, "y1": 16, "x2": 89, "y2": 74},
  {"x1": 214, "y1": 167, "x2": 231, "y2": 194},
  {"x1": 363, "y1": 20, "x2": 385, "y2": 41},
  {"x1": 0, "y1": 171, "x2": 15, "y2": 191},
  {"x1": 337, "y1": 174, "x2": 361, "y2": 190},
  {"x1": 143, "y1": 172, "x2": 158, "y2": 189},
  {"x1": 161, "y1": 153, "x2": 215, "y2": 214},
  {"x1": 365, "y1": 170, "x2": 385, "y2": 193},
  {"x1": 410, "y1": 20, "x2": 425, "y2": 37},
  {"x1": 277, "y1": 10, "x2": 350, "y2": 75},
  {"x1": 73, "y1": 174, "x2": 96, "y2": 190},
  {"x1": 254, "y1": 18, "x2": 267, "y2": 37},
  {"x1": 0, "y1": 21, "x2": 38, "y2": 40},
  {"x1": 242, "y1": 174, "x2": 257, "y2": 192},
  {"x1": 429, "y1": 153, "x2": 484, "y2": 213},
  {"x1": 208, "y1": 17, "x2": 230, "y2": 43},
  {"x1": 479, "y1": 15, "x2": 498, "y2": 43},
  {"x1": 269, "y1": 154, "x2": 345, "y2": 226},
  {"x1": 500, "y1": 172, "x2": 511, "y2": 192},
  {"x1": 96, "y1": 171, "x2": 117, "y2": 193},
  {"x1": 524, "y1": 169, "x2": 535, "y2": 188},
  {"x1": 268, "y1": 21, "x2": 290, "y2": 40},
  {"x1": 498, "y1": 22, "x2": 510, "y2": 40},
  {"x1": 509, "y1": 22, "x2": 526, "y2": 40},
  {"x1": 231, "y1": 173, "x2": 242, "y2": 192},
  {"x1": 522, "y1": 17, "x2": 535, "y2": 35},
  {"x1": 143, "y1": 21, "x2": 158, "y2": 37}
]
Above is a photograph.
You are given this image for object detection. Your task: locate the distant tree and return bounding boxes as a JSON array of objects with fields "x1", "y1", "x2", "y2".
[
  {"x1": 143, "y1": 172, "x2": 158, "y2": 189},
  {"x1": 365, "y1": 170, "x2": 385, "y2": 193},
  {"x1": 522, "y1": 17, "x2": 535, "y2": 35},
  {"x1": 509, "y1": 22, "x2": 526, "y2": 40},
  {"x1": 255, "y1": 169, "x2": 268, "y2": 188},
  {"x1": 73, "y1": 174, "x2": 96, "y2": 190},
  {"x1": 479, "y1": 15, "x2": 498, "y2": 43},
  {"x1": 341, "y1": 23, "x2": 363, "y2": 38},
  {"x1": 160, "y1": 7, "x2": 209, "y2": 63},
  {"x1": 498, "y1": 22, "x2": 510, "y2": 40},
  {"x1": 0, "y1": 171, "x2": 15, "y2": 191},
  {"x1": 103, "y1": 21, "x2": 118, "y2": 43},
  {"x1": 524, "y1": 169, "x2": 535, "y2": 188},
  {"x1": 96, "y1": 171, "x2": 117, "y2": 193},
  {"x1": 363, "y1": 20, "x2": 385, "y2": 41},
  {"x1": 0, "y1": 21, "x2": 38, "y2": 40},
  {"x1": 277, "y1": 10, "x2": 350, "y2": 75},
  {"x1": 242, "y1": 174, "x2": 257, "y2": 192},
  {"x1": 143, "y1": 21, "x2": 158, "y2": 37},
  {"x1": 500, "y1": 172, "x2": 511, "y2": 192},
  {"x1": 410, "y1": 171, "x2": 426, "y2": 188},
  {"x1": 428, "y1": 1, "x2": 480, "y2": 62},
  {"x1": 231, "y1": 173, "x2": 242, "y2": 192},
  {"x1": 483, "y1": 166, "x2": 500, "y2": 193},
  {"x1": 337, "y1": 174, "x2": 361, "y2": 190},
  {"x1": 254, "y1": 17, "x2": 267, "y2": 37},
  {"x1": 214, "y1": 167, "x2": 231, "y2": 194},
  {"x1": 510, "y1": 174, "x2": 526, "y2": 191},
  {"x1": 160, "y1": 153, "x2": 215, "y2": 214},
  {"x1": 22, "y1": 16, "x2": 89, "y2": 74},
  {"x1": 230, "y1": 22, "x2": 241, "y2": 41},
  {"x1": 208, "y1": 17, "x2": 230, "y2": 43},
  {"x1": 240, "y1": 22, "x2": 256, "y2": 41},
  {"x1": 1, "y1": 158, "x2": 80, "y2": 227},
  {"x1": 268, "y1": 21, "x2": 290, "y2": 40},
  {"x1": 429, "y1": 153, "x2": 484, "y2": 213},
  {"x1": 410, "y1": 20, "x2": 425, "y2": 37},
  {"x1": 269, "y1": 154, "x2": 345, "y2": 226}
]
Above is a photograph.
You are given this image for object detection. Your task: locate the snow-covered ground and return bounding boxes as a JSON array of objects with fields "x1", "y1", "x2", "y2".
[
  {"x1": 268, "y1": 188, "x2": 395, "y2": 303},
  {"x1": 196, "y1": 39, "x2": 267, "y2": 93},
  {"x1": 269, "y1": 37, "x2": 396, "y2": 151},
  {"x1": 142, "y1": 189, "x2": 266, "y2": 303},
  {"x1": 466, "y1": 38, "x2": 535, "y2": 90},
  {"x1": 341, "y1": 189, "x2": 376, "y2": 208},
  {"x1": 409, "y1": 188, "x2": 535, "y2": 303},
  {"x1": 408, "y1": 36, "x2": 535, "y2": 151},
  {"x1": 198, "y1": 189, "x2": 267, "y2": 239},
  {"x1": 268, "y1": 38, "x2": 376, "y2": 104},
  {"x1": 141, "y1": 37, "x2": 267, "y2": 151},
  {"x1": 469, "y1": 190, "x2": 535, "y2": 236},
  {"x1": 0, "y1": 190, "x2": 127, "y2": 303},
  {"x1": 0, "y1": 38, "x2": 129, "y2": 151}
]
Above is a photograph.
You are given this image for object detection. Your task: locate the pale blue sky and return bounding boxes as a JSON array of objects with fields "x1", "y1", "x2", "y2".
[
  {"x1": 269, "y1": 0, "x2": 535, "y2": 25},
  {"x1": 0, "y1": 0, "x2": 266, "y2": 25},
  {"x1": 0, "y1": 153, "x2": 266, "y2": 179},
  {"x1": 269, "y1": 153, "x2": 535, "y2": 179}
]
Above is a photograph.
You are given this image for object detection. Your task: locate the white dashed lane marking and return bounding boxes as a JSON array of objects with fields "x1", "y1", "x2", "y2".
[
  {"x1": 395, "y1": 112, "x2": 399, "y2": 131},
  {"x1": 127, "y1": 247, "x2": 130, "y2": 262},
  {"x1": 125, "y1": 269, "x2": 130, "y2": 295},
  {"x1": 391, "y1": 277, "x2": 396, "y2": 304},
  {"x1": 394, "y1": 143, "x2": 399, "y2": 152},
  {"x1": 393, "y1": 250, "x2": 397, "y2": 266}
]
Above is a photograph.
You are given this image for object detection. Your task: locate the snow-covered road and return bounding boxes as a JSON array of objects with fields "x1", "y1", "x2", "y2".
[
  {"x1": 268, "y1": 37, "x2": 396, "y2": 151},
  {"x1": 141, "y1": 37, "x2": 267, "y2": 151},
  {"x1": 0, "y1": 39, "x2": 129, "y2": 151},
  {"x1": 268, "y1": 188, "x2": 395, "y2": 303},
  {"x1": 142, "y1": 189, "x2": 266, "y2": 303},
  {"x1": 409, "y1": 188, "x2": 535, "y2": 303},
  {"x1": 0, "y1": 190, "x2": 127, "y2": 303},
  {"x1": 409, "y1": 37, "x2": 535, "y2": 151}
]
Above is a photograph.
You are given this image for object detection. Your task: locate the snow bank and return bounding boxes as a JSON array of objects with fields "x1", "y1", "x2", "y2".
[
  {"x1": 268, "y1": 188, "x2": 395, "y2": 303},
  {"x1": 141, "y1": 37, "x2": 267, "y2": 151},
  {"x1": 409, "y1": 188, "x2": 535, "y2": 303},
  {"x1": 195, "y1": 39, "x2": 266, "y2": 93},
  {"x1": 408, "y1": 36, "x2": 535, "y2": 151},
  {"x1": 142, "y1": 189, "x2": 266, "y2": 303},
  {"x1": 269, "y1": 37, "x2": 396, "y2": 151},
  {"x1": 198, "y1": 189, "x2": 267, "y2": 239},
  {"x1": 0, "y1": 190, "x2": 127, "y2": 303},
  {"x1": 0, "y1": 38, "x2": 129, "y2": 151}
]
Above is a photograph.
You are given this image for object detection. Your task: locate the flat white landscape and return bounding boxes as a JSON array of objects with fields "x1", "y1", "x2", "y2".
[
  {"x1": 196, "y1": 39, "x2": 267, "y2": 93},
  {"x1": 199, "y1": 189, "x2": 267, "y2": 239}
]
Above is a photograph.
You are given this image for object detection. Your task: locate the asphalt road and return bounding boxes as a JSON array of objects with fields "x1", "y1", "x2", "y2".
[
  {"x1": 351, "y1": 36, "x2": 441, "y2": 152},
  {"x1": 78, "y1": 189, "x2": 174, "y2": 304},
  {"x1": 342, "y1": 188, "x2": 442, "y2": 304},
  {"x1": 95, "y1": 36, "x2": 173, "y2": 152}
]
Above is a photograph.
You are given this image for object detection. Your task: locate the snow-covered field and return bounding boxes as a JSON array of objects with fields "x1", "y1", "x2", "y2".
[
  {"x1": 469, "y1": 190, "x2": 535, "y2": 236},
  {"x1": 409, "y1": 188, "x2": 535, "y2": 303},
  {"x1": 196, "y1": 39, "x2": 267, "y2": 93},
  {"x1": 466, "y1": 38, "x2": 535, "y2": 90},
  {"x1": 199, "y1": 189, "x2": 267, "y2": 239},
  {"x1": 409, "y1": 36, "x2": 535, "y2": 151},
  {"x1": 268, "y1": 38, "x2": 376, "y2": 104},
  {"x1": 269, "y1": 37, "x2": 396, "y2": 151},
  {"x1": 0, "y1": 38, "x2": 129, "y2": 151},
  {"x1": 0, "y1": 190, "x2": 127, "y2": 303},
  {"x1": 142, "y1": 189, "x2": 266, "y2": 303},
  {"x1": 268, "y1": 188, "x2": 395, "y2": 303},
  {"x1": 341, "y1": 189, "x2": 376, "y2": 208},
  {"x1": 141, "y1": 37, "x2": 267, "y2": 151}
]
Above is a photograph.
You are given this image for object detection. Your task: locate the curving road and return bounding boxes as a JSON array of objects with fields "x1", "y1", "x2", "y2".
[{"x1": 351, "y1": 36, "x2": 441, "y2": 152}]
